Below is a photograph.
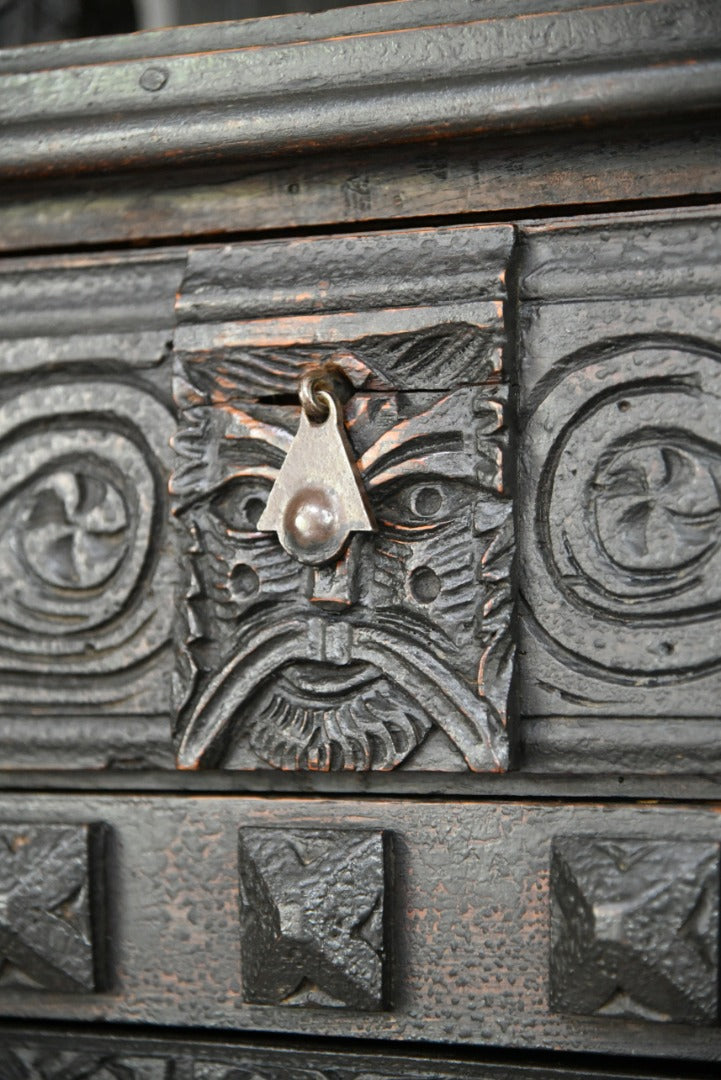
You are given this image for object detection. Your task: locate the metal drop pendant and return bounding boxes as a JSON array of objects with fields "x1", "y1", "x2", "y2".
[{"x1": 257, "y1": 390, "x2": 375, "y2": 565}]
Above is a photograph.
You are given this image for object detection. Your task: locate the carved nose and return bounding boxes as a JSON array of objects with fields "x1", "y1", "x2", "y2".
[{"x1": 307, "y1": 536, "x2": 361, "y2": 611}]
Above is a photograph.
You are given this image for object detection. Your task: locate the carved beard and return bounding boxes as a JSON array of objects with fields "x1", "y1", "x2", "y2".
[
  {"x1": 227, "y1": 660, "x2": 432, "y2": 771},
  {"x1": 173, "y1": 373, "x2": 511, "y2": 774},
  {"x1": 175, "y1": 559, "x2": 503, "y2": 773},
  {"x1": 176, "y1": 569, "x2": 452, "y2": 772}
]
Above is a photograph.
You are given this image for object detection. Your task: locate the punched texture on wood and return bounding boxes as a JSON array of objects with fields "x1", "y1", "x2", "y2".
[
  {"x1": 0, "y1": 823, "x2": 105, "y2": 993},
  {"x1": 2, "y1": 795, "x2": 721, "y2": 1058},
  {"x1": 0, "y1": 1029, "x2": 694, "y2": 1080},
  {"x1": 172, "y1": 227, "x2": 514, "y2": 774},
  {"x1": 0, "y1": 1049, "x2": 167, "y2": 1079},
  {"x1": 238, "y1": 827, "x2": 388, "y2": 1010},
  {"x1": 519, "y1": 211, "x2": 721, "y2": 732},
  {"x1": 550, "y1": 836, "x2": 720, "y2": 1024},
  {"x1": 0, "y1": 1, "x2": 719, "y2": 181}
]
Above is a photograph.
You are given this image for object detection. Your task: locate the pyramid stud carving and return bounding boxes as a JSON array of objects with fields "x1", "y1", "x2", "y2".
[
  {"x1": 0, "y1": 823, "x2": 106, "y2": 992},
  {"x1": 550, "y1": 836, "x2": 719, "y2": 1024},
  {"x1": 238, "y1": 827, "x2": 389, "y2": 1009}
]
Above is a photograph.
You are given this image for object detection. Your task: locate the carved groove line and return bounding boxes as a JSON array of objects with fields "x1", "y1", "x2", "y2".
[
  {"x1": 522, "y1": 342, "x2": 721, "y2": 684},
  {"x1": 0, "y1": 379, "x2": 176, "y2": 709}
]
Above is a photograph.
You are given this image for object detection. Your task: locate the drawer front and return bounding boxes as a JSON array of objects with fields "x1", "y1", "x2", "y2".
[
  {"x1": 0, "y1": 795, "x2": 719, "y2": 1059},
  {"x1": 1, "y1": 208, "x2": 720, "y2": 783},
  {"x1": 0, "y1": 227, "x2": 514, "y2": 780}
]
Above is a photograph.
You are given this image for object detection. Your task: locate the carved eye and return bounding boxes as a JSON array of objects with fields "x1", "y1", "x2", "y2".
[
  {"x1": 409, "y1": 484, "x2": 445, "y2": 519},
  {"x1": 375, "y1": 478, "x2": 472, "y2": 533},
  {"x1": 210, "y1": 479, "x2": 270, "y2": 534}
]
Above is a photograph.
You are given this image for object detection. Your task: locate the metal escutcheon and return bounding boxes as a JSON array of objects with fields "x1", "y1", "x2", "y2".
[{"x1": 257, "y1": 372, "x2": 375, "y2": 564}]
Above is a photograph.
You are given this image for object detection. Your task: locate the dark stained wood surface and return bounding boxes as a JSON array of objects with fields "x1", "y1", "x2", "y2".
[
  {"x1": 1, "y1": 1025, "x2": 707, "y2": 1080},
  {"x1": 549, "y1": 836, "x2": 720, "y2": 1025},
  {"x1": 172, "y1": 224, "x2": 514, "y2": 776},
  {"x1": 517, "y1": 208, "x2": 721, "y2": 725},
  {"x1": 238, "y1": 826, "x2": 390, "y2": 1009},
  {"x1": 2, "y1": 123, "x2": 720, "y2": 254},
  {"x1": 0, "y1": 0, "x2": 665, "y2": 74},
  {"x1": 0, "y1": 248, "x2": 182, "y2": 768},
  {"x1": 0, "y1": 1, "x2": 718, "y2": 182},
  {"x1": 0, "y1": 246, "x2": 184, "y2": 362},
  {"x1": 0, "y1": 823, "x2": 106, "y2": 994},
  {"x1": 0, "y1": 211, "x2": 719, "y2": 781},
  {"x1": 0, "y1": 795, "x2": 719, "y2": 1059},
  {"x1": 0, "y1": 0, "x2": 720, "y2": 1072}
]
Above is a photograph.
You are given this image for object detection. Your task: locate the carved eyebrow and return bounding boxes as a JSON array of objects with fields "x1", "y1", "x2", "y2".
[
  {"x1": 359, "y1": 431, "x2": 464, "y2": 484},
  {"x1": 220, "y1": 405, "x2": 295, "y2": 456},
  {"x1": 354, "y1": 391, "x2": 465, "y2": 474},
  {"x1": 174, "y1": 407, "x2": 293, "y2": 506}
]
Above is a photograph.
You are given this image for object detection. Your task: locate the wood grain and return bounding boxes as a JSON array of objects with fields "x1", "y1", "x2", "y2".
[{"x1": 2, "y1": 123, "x2": 720, "y2": 253}]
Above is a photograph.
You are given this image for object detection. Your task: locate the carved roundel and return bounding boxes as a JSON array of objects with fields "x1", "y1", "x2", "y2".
[
  {"x1": 522, "y1": 344, "x2": 721, "y2": 679},
  {"x1": 19, "y1": 469, "x2": 130, "y2": 591},
  {"x1": 0, "y1": 381, "x2": 174, "y2": 671}
]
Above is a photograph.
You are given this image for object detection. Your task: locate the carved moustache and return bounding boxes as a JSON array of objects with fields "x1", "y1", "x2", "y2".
[{"x1": 175, "y1": 608, "x2": 507, "y2": 772}]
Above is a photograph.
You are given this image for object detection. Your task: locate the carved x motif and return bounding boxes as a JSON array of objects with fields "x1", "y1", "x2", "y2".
[
  {"x1": 0, "y1": 824, "x2": 99, "y2": 992},
  {"x1": 238, "y1": 827, "x2": 387, "y2": 1010}
]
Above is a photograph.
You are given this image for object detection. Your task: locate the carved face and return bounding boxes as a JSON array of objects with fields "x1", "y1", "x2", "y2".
[{"x1": 172, "y1": 329, "x2": 512, "y2": 772}]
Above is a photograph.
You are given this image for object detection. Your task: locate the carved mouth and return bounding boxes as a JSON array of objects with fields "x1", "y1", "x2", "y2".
[
  {"x1": 275, "y1": 660, "x2": 380, "y2": 701},
  {"x1": 244, "y1": 665, "x2": 431, "y2": 772},
  {"x1": 177, "y1": 616, "x2": 507, "y2": 772}
]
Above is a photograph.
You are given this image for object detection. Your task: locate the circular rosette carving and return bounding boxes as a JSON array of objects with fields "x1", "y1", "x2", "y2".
[
  {"x1": 0, "y1": 382, "x2": 174, "y2": 672},
  {"x1": 522, "y1": 344, "x2": 721, "y2": 679},
  {"x1": 592, "y1": 439, "x2": 720, "y2": 580},
  {"x1": 19, "y1": 470, "x2": 130, "y2": 591}
]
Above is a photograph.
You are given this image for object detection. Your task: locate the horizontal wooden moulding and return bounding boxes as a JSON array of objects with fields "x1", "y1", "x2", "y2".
[{"x1": 0, "y1": 795, "x2": 719, "y2": 1058}]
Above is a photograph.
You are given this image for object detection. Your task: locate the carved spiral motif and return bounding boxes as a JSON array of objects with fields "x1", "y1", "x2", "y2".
[
  {"x1": 592, "y1": 439, "x2": 720, "y2": 579},
  {"x1": 0, "y1": 382, "x2": 174, "y2": 672},
  {"x1": 522, "y1": 344, "x2": 721, "y2": 679},
  {"x1": 19, "y1": 470, "x2": 130, "y2": 590}
]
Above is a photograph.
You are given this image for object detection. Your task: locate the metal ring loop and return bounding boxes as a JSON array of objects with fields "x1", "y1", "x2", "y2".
[{"x1": 299, "y1": 370, "x2": 334, "y2": 421}]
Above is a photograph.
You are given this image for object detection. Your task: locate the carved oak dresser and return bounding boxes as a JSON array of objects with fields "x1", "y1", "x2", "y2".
[{"x1": 0, "y1": 0, "x2": 720, "y2": 1076}]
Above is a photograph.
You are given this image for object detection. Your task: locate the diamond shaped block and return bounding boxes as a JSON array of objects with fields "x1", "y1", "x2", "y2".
[
  {"x1": 550, "y1": 836, "x2": 720, "y2": 1024},
  {"x1": 238, "y1": 827, "x2": 389, "y2": 1009},
  {"x1": 0, "y1": 823, "x2": 106, "y2": 992}
]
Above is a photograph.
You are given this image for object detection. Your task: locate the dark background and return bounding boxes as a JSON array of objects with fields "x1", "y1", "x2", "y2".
[{"x1": 0, "y1": 0, "x2": 376, "y2": 47}]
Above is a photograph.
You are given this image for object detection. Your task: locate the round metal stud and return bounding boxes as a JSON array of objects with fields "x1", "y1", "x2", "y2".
[{"x1": 283, "y1": 484, "x2": 342, "y2": 560}]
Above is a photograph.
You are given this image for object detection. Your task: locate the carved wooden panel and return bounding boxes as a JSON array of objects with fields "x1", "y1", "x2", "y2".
[
  {"x1": 0, "y1": 1028, "x2": 693, "y2": 1080},
  {"x1": 550, "y1": 836, "x2": 719, "y2": 1024},
  {"x1": 0, "y1": 823, "x2": 105, "y2": 993},
  {"x1": 1, "y1": 795, "x2": 720, "y2": 1059},
  {"x1": 518, "y1": 211, "x2": 721, "y2": 761},
  {"x1": 171, "y1": 226, "x2": 515, "y2": 773},
  {"x1": 0, "y1": 250, "x2": 185, "y2": 770},
  {"x1": 238, "y1": 827, "x2": 389, "y2": 1008},
  {"x1": 2, "y1": 211, "x2": 721, "y2": 782},
  {"x1": 0, "y1": 1048, "x2": 167, "y2": 1079}
]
